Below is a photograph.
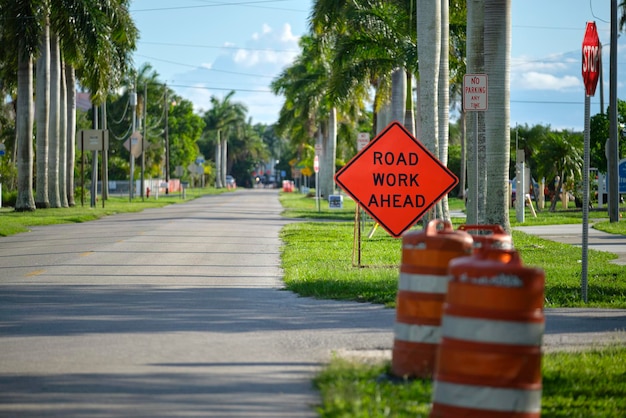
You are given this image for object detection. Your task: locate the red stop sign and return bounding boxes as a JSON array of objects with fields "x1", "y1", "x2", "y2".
[{"x1": 582, "y1": 21, "x2": 601, "y2": 96}]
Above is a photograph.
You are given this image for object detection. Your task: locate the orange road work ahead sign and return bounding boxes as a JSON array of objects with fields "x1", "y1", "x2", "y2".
[{"x1": 334, "y1": 121, "x2": 458, "y2": 238}]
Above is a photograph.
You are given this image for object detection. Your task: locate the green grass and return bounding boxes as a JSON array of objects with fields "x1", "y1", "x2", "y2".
[
  {"x1": 279, "y1": 193, "x2": 626, "y2": 308},
  {"x1": 314, "y1": 346, "x2": 626, "y2": 418},
  {"x1": 279, "y1": 190, "x2": 358, "y2": 220},
  {"x1": 278, "y1": 192, "x2": 626, "y2": 417},
  {"x1": 594, "y1": 219, "x2": 626, "y2": 235},
  {"x1": 0, "y1": 187, "x2": 230, "y2": 236},
  {"x1": 313, "y1": 357, "x2": 432, "y2": 417}
]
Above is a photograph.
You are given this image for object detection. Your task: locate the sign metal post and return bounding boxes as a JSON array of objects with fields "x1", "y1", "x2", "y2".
[
  {"x1": 463, "y1": 74, "x2": 488, "y2": 223},
  {"x1": 581, "y1": 21, "x2": 601, "y2": 303}
]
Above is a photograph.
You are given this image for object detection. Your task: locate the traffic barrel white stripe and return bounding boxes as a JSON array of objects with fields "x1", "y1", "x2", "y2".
[
  {"x1": 391, "y1": 220, "x2": 473, "y2": 378},
  {"x1": 441, "y1": 315, "x2": 544, "y2": 346},
  {"x1": 432, "y1": 381, "x2": 541, "y2": 414},
  {"x1": 398, "y1": 272, "x2": 450, "y2": 293},
  {"x1": 393, "y1": 322, "x2": 440, "y2": 344}
]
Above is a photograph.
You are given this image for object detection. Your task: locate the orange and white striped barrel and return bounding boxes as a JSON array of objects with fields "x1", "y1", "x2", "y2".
[
  {"x1": 457, "y1": 224, "x2": 513, "y2": 253},
  {"x1": 430, "y1": 248, "x2": 545, "y2": 417},
  {"x1": 391, "y1": 219, "x2": 473, "y2": 379}
]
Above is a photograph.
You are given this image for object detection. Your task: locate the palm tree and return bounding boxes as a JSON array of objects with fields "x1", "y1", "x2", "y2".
[
  {"x1": 271, "y1": 35, "x2": 328, "y2": 190},
  {"x1": 48, "y1": 32, "x2": 62, "y2": 207},
  {"x1": 315, "y1": 0, "x2": 417, "y2": 135},
  {"x1": 65, "y1": 65, "x2": 76, "y2": 206},
  {"x1": 437, "y1": 0, "x2": 451, "y2": 220},
  {"x1": 51, "y1": 0, "x2": 137, "y2": 204},
  {"x1": 202, "y1": 91, "x2": 247, "y2": 188},
  {"x1": 5, "y1": 0, "x2": 44, "y2": 211},
  {"x1": 483, "y1": 0, "x2": 512, "y2": 231},
  {"x1": 416, "y1": 0, "x2": 441, "y2": 223},
  {"x1": 35, "y1": 16, "x2": 50, "y2": 208},
  {"x1": 449, "y1": 0, "x2": 467, "y2": 195},
  {"x1": 537, "y1": 131, "x2": 583, "y2": 212},
  {"x1": 309, "y1": 1, "x2": 418, "y2": 197},
  {"x1": 465, "y1": 0, "x2": 486, "y2": 224}
]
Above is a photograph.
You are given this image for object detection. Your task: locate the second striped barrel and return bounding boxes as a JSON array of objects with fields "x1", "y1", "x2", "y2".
[
  {"x1": 430, "y1": 247, "x2": 545, "y2": 417},
  {"x1": 391, "y1": 219, "x2": 473, "y2": 378}
]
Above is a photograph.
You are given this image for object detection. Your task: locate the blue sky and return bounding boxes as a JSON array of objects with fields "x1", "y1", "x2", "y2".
[{"x1": 129, "y1": 0, "x2": 625, "y2": 131}]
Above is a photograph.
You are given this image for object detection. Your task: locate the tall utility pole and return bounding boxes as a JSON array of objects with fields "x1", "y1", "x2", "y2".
[
  {"x1": 91, "y1": 106, "x2": 98, "y2": 208},
  {"x1": 608, "y1": 0, "x2": 620, "y2": 222},
  {"x1": 141, "y1": 83, "x2": 147, "y2": 200},
  {"x1": 164, "y1": 86, "x2": 170, "y2": 194},
  {"x1": 130, "y1": 85, "x2": 137, "y2": 201}
]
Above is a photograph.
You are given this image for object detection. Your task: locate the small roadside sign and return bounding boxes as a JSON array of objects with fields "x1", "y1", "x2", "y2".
[
  {"x1": 357, "y1": 132, "x2": 370, "y2": 151},
  {"x1": 463, "y1": 74, "x2": 488, "y2": 111},
  {"x1": 314, "y1": 155, "x2": 319, "y2": 173},
  {"x1": 124, "y1": 131, "x2": 143, "y2": 158},
  {"x1": 0, "y1": 143, "x2": 5, "y2": 156},
  {"x1": 79, "y1": 129, "x2": 109, "y2": 151}
]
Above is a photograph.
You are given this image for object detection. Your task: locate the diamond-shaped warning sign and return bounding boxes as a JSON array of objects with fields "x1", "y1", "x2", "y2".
[{"x1": 334, "y1": 121, "x2": 458, "y2": 238}]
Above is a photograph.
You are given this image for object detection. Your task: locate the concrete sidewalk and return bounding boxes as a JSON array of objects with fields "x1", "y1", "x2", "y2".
[{"x1": 514, "y1": 223, "x2": 626, "y2": 265}]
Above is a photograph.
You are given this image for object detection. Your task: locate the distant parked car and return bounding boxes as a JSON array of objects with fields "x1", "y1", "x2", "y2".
[{"x1": 226, "y1": 175, "x2": 236, "y2": 189}]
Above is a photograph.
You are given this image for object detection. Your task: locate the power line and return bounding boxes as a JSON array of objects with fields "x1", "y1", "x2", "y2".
[
  {"x1": 168, "y1": 83, "x2": 273, "y2": 93},
  {"x1": 134, "y1": 53, "x2": 276, "y2": 79},
  {"x1": 139, "y1": 41, "x2": 298, "y2": 54},
  {"x1": 131, "y1": 0, "x2": 304, "y2": 13}
]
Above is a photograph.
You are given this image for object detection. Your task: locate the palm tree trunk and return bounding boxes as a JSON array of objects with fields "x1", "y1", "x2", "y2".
[
  {"x1": 437, "y1": 0, "x2": 451, "y2": 220},
  {"x1": 458, "y1": 110, "x2": 467, "y2": 199},
  {"x1": 221, "y1": 136, "x2": 227, "y2": 188},
  {"x1": 484, "y1": 0, "x2": 512, "y2": 232},
  {"x1": 376, "y1": 103, "x2": 391, "y2": 133},
  {"x1": 48, "y1": 32, "x2": 61, "y2": 208},
  {"x1": 215, "y1": 131, "x2": 223, "y2": 188},
  {"x1": 466, "y1": 0, "x2": 486, "y2": 224},
  {"x1": 320, "y1": 107, "x2": 337, "y2": 198},
  {"x1": 417, "y1": 0, "x2": 441, "y2": 223},
  {"x1": 16, "y1": 45, "x2": 35, "y2": 212},
  {"x1": 66, "y1": 66, "x2": 77, "y2": 206},
  {"x1": 404, "y1": 71, "x2": 415, "y2": 136},
  {"x1": 35, "y1": 20, "x2": 50, "y2": 209},
  {"x1": 391, "y1": 68, "x2": 406, "y2": 124},
  {"x1": 59, "y1": 62, "x2": 68, "y2": 207}
]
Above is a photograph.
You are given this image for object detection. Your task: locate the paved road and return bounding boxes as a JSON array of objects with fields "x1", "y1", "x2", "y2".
[
  {"x1": 0, "y1": 189, "x2": 393, "y2": 417},
  {"x1": 0, "y1": 190, "x2": 624, "y2": 417}
]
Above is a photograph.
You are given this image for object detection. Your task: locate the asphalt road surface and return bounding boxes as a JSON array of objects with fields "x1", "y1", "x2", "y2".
[
  {"x1": 1, "y1": 189, "x2": 624, "y2": 417},
  {"x1": 0, "y1": 189, "x2": 394, "y2": 417}
]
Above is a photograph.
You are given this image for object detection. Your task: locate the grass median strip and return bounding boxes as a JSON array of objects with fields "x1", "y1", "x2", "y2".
[
  {"x1": 0, "y1": 187, "x2": 230, "y2": 237},
  {"x1": 313, "y1": 346, "x2": 626, "y2": 418},
  {"x1": 280, "y1": 199, "x2": 626, "y2": 308},
  {"x1": 278, "y1": 192, "x2": 626, "y2": 417}
]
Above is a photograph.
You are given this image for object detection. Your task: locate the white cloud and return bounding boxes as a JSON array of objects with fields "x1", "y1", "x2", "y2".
[
  {"x1": 233, "y1": 23, "x2": 299, "y2": 68},
  {"x1": 512, "y1": 55, "x2": 571, "y2": 73},
  {"x1": 280, "y1": 23, "x2": 298, "y2": 43},
  {"x1": 514, "y1": 71, "x2": 580, "y2": 90},
  {"x1": 167, "y1": 23, "x2": 302, "y2": 124}
]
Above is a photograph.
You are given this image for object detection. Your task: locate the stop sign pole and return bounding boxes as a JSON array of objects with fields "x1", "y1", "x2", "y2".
[{"x1": 581, "y1": 21, "x2": 601, "y2": 303}]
